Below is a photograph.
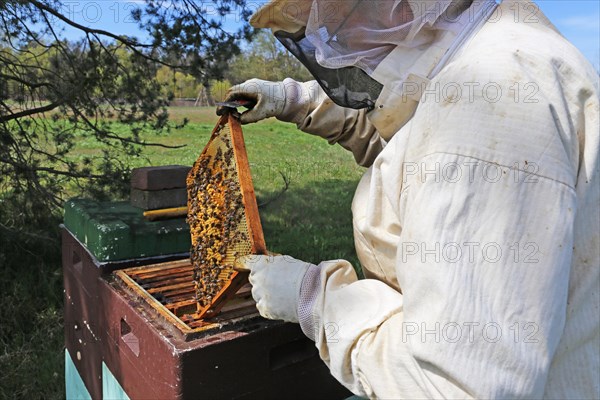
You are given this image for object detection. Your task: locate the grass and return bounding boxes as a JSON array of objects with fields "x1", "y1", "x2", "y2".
[{"x1": 0, "y1": 107, "x2": 365, "y2": 398}]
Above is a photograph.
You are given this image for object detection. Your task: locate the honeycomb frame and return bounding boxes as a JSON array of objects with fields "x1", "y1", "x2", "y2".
[{"x1": 187, "y1": 113, "x2": 266, "y2": 319}]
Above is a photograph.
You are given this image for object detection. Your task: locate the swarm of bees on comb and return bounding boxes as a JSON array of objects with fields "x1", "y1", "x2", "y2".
[
  {"x1": 187, "y1": 137, "x2": 247, "y2": 307},
  {"x1": 186, "y1": 114, "x2": 264, "y2": 319}
]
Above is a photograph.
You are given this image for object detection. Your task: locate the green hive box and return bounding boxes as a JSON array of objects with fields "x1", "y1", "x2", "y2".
[{"x1": 64, "y1": 198, "x2": 190, "y2": 262}]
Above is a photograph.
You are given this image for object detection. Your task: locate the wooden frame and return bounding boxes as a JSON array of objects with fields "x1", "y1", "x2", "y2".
[{"x1": 189, "y1": 113, "x2": 266, "y2": 319}]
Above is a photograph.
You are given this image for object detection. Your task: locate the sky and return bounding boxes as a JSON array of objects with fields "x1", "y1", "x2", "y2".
[
  {"x1": 56, "y1": 0, "x2": 599, "y2": 69},
  {"x1": 537, "y1": 0, "x2": 600, "y2": 68}
]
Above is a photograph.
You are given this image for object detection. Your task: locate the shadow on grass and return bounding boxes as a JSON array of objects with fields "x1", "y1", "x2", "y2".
[{"x1": 258, "y1": 177, "x2": 364, "y2": 277}]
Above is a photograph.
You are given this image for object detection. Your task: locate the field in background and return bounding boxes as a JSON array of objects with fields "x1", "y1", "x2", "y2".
[{"x1": 0, "y1": 107, "x2": 365, "y2": 398}]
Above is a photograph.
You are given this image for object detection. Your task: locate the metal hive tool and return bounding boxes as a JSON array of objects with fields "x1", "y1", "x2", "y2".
[{"x1": 187, "y1": 112, "x2": 266, "y2": 319}]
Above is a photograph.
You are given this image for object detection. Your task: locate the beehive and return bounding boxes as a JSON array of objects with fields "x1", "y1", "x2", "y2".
[{"x1": 187, "y1": 113, "x2": 266, "y2": 319}]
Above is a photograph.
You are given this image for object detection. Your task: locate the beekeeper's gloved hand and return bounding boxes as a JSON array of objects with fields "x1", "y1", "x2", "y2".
[
  {"x1": 217, "y1": 78, "x2": 321, "y2": 125},
  {"x1": 236, "y1": 254, "x2": 313, "y2": 322}
]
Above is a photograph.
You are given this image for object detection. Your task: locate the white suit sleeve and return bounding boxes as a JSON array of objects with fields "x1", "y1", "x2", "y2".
[
  {"x1": 297, "y1": 25, "x2": 586, "y2": 397},
  {"x1": 278, "y1": 79, "x2": 384, "y2": 167}
]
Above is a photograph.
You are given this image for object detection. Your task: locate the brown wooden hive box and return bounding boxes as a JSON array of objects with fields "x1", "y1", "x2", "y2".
[
  {"x1": 62, "y1": 226, "x2": 188, "y2": 399},
  {"x1": 63, "y1": 226, "x2": 350, "y2": 399},
  {"x1": 100, "y1": 272, "x2": 350, "y2": 399}
]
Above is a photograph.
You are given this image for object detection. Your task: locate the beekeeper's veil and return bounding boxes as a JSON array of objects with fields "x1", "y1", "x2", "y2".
[{"x1": 251, "y1": 0, "x2": 498, "y2": 139}]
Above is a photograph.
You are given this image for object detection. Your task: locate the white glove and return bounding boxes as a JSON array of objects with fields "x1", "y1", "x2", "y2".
[
  {"x1": 218, "y1": 78, "x2": 322, "y2": 124},
  {"x1": 219, "y1": 79, "x2": 286, "y2": 124},
  {"x1": 236, "y1": 254, "x2": 313, "y2": 322}
]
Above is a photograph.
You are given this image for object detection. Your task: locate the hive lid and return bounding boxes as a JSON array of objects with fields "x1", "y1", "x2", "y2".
[{"x1": 130, "y1": 165, "x2": 191, "y2": 191}]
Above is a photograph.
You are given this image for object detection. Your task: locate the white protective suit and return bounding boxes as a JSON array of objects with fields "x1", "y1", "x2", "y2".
[{"x1": 246, "y1": 0, "x2": 600, "y2": 398}]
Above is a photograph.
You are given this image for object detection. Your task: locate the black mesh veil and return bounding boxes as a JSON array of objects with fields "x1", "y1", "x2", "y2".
[{"x1": 275, "y1": 30, "x2": 383, "y2": 111}]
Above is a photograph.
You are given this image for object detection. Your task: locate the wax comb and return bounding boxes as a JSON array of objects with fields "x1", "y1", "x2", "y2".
[{"x1": 186, "y1": 113, "x2": 266, "y2": 319}]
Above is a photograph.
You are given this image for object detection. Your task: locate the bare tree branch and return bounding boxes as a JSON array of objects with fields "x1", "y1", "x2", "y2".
[
  {"x1": 28, "y1": 0, "x2": 151, "y2": 48},
  {"x1": 0, "y1": 100, "x2": 65, "y2": 122}
]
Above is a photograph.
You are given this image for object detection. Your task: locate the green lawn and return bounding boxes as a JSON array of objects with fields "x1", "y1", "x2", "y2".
[{"x1": 0, "y1": 107, "x2": 366, "y2": 399}]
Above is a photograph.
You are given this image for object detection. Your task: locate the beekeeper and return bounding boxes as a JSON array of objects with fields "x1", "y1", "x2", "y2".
[{"x1": 225, "y1": 0, "x2": 600, "y2": 398}]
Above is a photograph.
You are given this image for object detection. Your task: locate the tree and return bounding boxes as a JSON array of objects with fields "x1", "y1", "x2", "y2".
[
  {"x1": 0, "y1": 0, "x2": 254, "y2": 234},
  {"x1": 156, "y1": 65, "x2": 202, "y2": 99},
  {"x1": 210, "y1": 79, "x2": 232, "y2": 102},
  {"x1": 227, "y1": 30, "x2": 313, "y2": 83}
]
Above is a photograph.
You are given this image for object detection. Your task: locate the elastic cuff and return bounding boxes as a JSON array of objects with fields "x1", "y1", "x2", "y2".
[{"x1": 297, "y1": 263, "x2": 322, "y2": 341}]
